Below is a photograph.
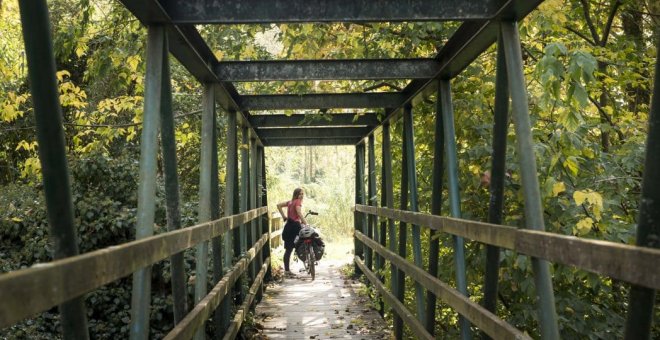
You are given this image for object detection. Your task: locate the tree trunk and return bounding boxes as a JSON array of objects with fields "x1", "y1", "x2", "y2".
[{"x1": 622, "y1": 1, "x2": 649, "y2": 115}]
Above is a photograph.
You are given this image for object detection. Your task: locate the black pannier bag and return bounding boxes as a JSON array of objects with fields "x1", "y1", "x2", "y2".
[{"x1": 294, "y1": 225, "x2": 324, "y2": 261}]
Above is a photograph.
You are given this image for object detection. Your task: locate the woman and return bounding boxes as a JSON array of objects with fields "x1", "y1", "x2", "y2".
[{"x1": 276, "y1": 187, "x2": 308, "y2": 277}]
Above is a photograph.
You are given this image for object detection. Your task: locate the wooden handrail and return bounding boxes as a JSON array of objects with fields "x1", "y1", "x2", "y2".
[
  {"x1": 355, "y1": 204, "x2": 660, "y2": 290},
  {"x1": 355, "y1": 231, "x2": 531, "y2": 340},
  {"x1": 164, "y1": 235, "x2": 269, "y2": 339},
  {"x1": 224, "y1": 260, "x2": 270, "y2": 340},
  {"x1": 0, "y1": 206, "x2": 268, "y2": 328},
  {"x1": 354, "y1": 257, "x2": 433, "y2": 340}
]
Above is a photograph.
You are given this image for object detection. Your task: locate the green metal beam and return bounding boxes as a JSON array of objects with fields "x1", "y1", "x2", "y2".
[
  {"x1": 381, "y1": 123, "x2": 396, "y2": 315},
  {"x1": 194, "y1": 83, "x2": 215, "y2": 340},
  {"x1": 426, "y1": 80, "x2": 445, "y2": 335},
  {"x1": 402, "y1": 105, "x2": 426, "y2": 324},
  {"x1": 623, "y1": 36, "x2": 660, "y2": 340},
  {"x1": 157, "y1": 31, "x2": 188, "y2": 325},
  {"x1": 130, "y1": 25, "x2": 165, "y2": 340},
  {"x1": 249, "y1": 137, "x2": 258, "y2": 288},
  {"x1": 483, "y1": 36, "x2": 509, "y2": 333},
  {"x1": 366, "y1": 1, "x2": 544, "y2": 136},
  {"x1": 240, "y1": 93, "x2": 406, "y2": 111},
  {"x1": 116, "y1": 0, "x2": 263, "y2": 147},
  {"x1": 501, "y1": 21, "x2": 559, "y2": 340},
  {"x1": 159, "y1": 0, "x2": 501, "y2": 23},
  {"x1": 366, "y1": 134, "x2": 376, "y2": 271},
  {"x1": 216, "y1": 59, "x2": 440, "y2": 81},
  {"x1": 354, "y1": 142, "x2": 366, "y2": 276},
  {"x1": 222, "y1": 110, "x2": 238, "y2": 336},
  {"x1": 438, "y1": 79, "x2": 471, "y2": 340},
  {"x1": 17, "y1": 1, "x2": 89, "y2": 338},
  {"x1": 256, "y1": 127, "x2": 371, "y2": 139},
  {"x1": 248, "y1": 113, "x2": 380, "y2": 128},
  {"x1": 395, "y1": 120, "x2": 409, "y2": 340},
  {"x1": 209, "y1": 95, "x2": 223, "y2": 338},
  {"x1": 263, "y1": 138, "x2": 361, "y2": 147}
]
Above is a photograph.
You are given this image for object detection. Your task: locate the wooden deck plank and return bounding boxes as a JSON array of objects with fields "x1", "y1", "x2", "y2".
[{"x1": 255, "y1": 259, "x2": 391, "y2": 339}]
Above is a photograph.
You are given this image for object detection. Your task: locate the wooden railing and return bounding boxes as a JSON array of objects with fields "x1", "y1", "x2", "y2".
[
  {"x1": 269, "y1": 215, "x2": 284, "y2": 248},
  {"x1": 353, "y1": 204, "x2": 660, "y2": 339},
  {"x1": 0, "y1": 206, "x2": 269, "y2": 337}
]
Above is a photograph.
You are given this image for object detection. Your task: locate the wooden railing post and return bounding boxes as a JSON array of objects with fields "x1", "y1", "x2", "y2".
[
  {"x1": 501, "y1": 21, "x2": 559, "y2": 340},
  {"x1": 17, "y1": 1, "x2": 89, "y2": 338},
  {"x1": 129, "y1": 24, "x2": 165, "y2": 340}
]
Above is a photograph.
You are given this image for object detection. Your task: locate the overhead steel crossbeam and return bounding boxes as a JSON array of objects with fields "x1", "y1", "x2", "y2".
[
  {"x1": 117, "y1": 0, "x2": 263, "y2": 145},
  {"x1": 157, "y1": 0, "x2": 502, "y2": 24},
  {"x1": 216, "y1": 59, "x2": 440, "y2": 82},
  {"x1": 256, "y1": 127, "x2": 371, "y2": 139},
  {"x1": 248, "y1": 113, "x2": 380, "y2": 128},
  {"x1": 240, "y1": 93, "x2": 405, "y2": 111},
  {"x1": 372, "y1": 0, "x2": 545, "y2": 136},
  {"x1": 263, "y1": 138, "x2": 363, "y2": 147}
]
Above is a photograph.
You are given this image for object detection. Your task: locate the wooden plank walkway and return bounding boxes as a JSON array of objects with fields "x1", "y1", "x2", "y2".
[{"x1": 255, "y1": 259, "x2": 392, "y2": 339}]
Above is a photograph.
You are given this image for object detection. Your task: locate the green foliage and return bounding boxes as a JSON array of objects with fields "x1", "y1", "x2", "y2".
[{"x1": 1, "y1": 0, "x2": 659, "y2": 338}]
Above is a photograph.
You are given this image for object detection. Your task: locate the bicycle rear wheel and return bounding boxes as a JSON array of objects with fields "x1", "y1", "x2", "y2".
[{"x1": 307, "y1": 244, "x2": 316, "y2": 280}]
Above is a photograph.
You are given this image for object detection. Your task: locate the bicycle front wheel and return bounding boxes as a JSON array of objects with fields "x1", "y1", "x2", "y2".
[{"x1": 307, "y1": 245, "x2": 316, "y2": 280}]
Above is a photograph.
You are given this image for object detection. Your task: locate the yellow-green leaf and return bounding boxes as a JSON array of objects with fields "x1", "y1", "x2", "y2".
[
  {"x1": 575, "y1": 217, "x2": 593, "y2": 235},
  {"x1": 552, "y1": 182, "x2": 566, "y2": 197}
]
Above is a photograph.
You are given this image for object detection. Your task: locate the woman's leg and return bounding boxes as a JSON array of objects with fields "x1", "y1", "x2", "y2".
[{"x1": 283, "y1": 243, "x2": 293, "y2": 271}]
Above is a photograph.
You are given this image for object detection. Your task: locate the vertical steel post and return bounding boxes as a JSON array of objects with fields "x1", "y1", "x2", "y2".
[
  {"x1": 257, "y1": 146, "x2": 272, "y2": 280},
  {"x1": 402, "y1": 105, "x2": 426, "y2": 323},
  {"x1": 157, "y1": 31, "x2": 188, "y2": 324},
  {"x1": 260, "y1": 147, "x2": 272, "y2": 280},
  {"x1": 367, "y1": 135, "x2": 376, "y2": 270},
  {"x1": 382, "y1": 123, "x2": 396, "y2": 297},
  {"x1": 376, "y1": 130, "x2": 386, "y2": 315},
  {"x1": 483, "y1": 36, "x2": 510, "y2": 333},
  {"x1": 129, "y1": 25, "x2": 164, "y2": 340},
  {"x1": 438, "y1": 79, "x2": 471, "y2": 340},
  {"x1": 354, "y1": 142, "x2": 365, "y2": 275},
  {"x1": 426, "y1": 81, "x2": 445, "y2": 335},
  {"x1": 221, "y1": 110, "x2": 238, "y2": 335},
  {"x1": 17, "y1": 1, "x2": 89, "y2": 338},
  {"x1": 250, "y1": 138, "x2": 259, "y2": 291},
  {"x1": 394, "y1": 121, "x2": 409, "y2": 340},
  {"x1": 193, "y1": 83, "x2": 215, "y2": 340},
  {"x1": 501, "y1": 21, "x2": 559, "y2": 340},
  {"x1": 239, "y1": 126, "x2": 250, "y2": 302},
  {"x1": 210, "y1": 104, "x2": 223, "y2": 337},
  {"x1": 623, "y1": 36, "x2": 660, "y2": 340}
]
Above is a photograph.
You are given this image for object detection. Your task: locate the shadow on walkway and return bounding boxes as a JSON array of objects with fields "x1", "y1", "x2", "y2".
[{"x1": 254, "y1": 258, "x2": 391, "y2": 339}]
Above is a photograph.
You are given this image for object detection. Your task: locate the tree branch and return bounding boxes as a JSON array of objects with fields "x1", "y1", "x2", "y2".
[
  {"x1": 601, "y1": 0, "x2": 623, "y2": 46},
  {"x1": 587, "y1": 94, "x2": 625, "y2": 141},
  {"x1": 580, "y1": 0, "x2": 602, "y2": 45},
  {"x1": 565, "y1": 25, "x2": 597, "y2": 45}
]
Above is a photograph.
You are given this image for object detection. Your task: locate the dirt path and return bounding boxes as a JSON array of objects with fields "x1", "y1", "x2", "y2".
[{"x1": 253, "y1": 258, "x2": 391, "y2": 339}]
